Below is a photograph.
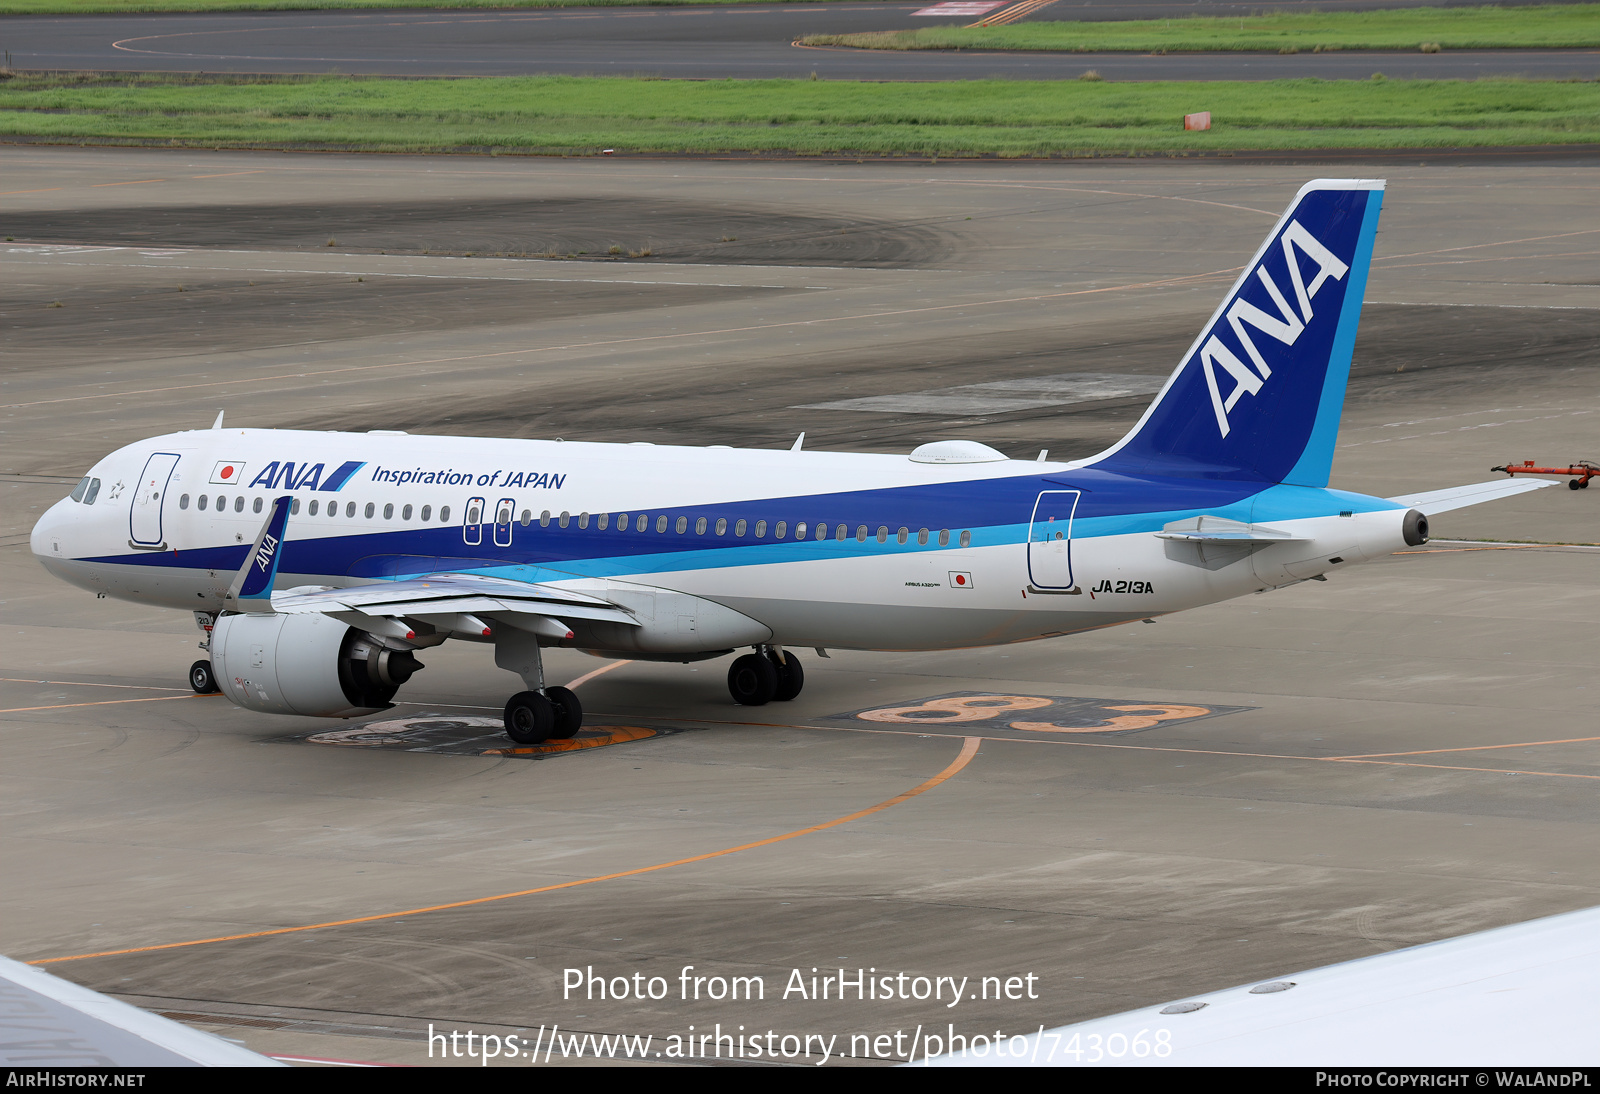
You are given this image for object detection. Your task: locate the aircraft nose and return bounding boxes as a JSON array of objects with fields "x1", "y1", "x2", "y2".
[{"x1": 30, "y1": 497, "x2": 73, "y2": 561}]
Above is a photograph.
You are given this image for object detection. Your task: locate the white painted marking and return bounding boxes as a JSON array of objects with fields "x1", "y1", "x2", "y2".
[{"x1": 798, "y1": 373, "x2": 1166, "y2": 415}]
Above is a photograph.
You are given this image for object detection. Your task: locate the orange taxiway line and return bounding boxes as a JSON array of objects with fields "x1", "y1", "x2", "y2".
[
  {"x1": 1327, "y1": 736, "x2": 1600, "y2": 761},
  {"x1": 30, "y1": 736, "x2": 980, "y2": 966}
]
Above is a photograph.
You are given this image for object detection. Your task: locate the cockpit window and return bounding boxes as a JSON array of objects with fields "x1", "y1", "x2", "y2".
[
  {"x1": 70, "y1": 476, "x2": 90, "y2": 503},
  {"x1": 83, "y1": 478, "x2": 100, "y2": 505}
]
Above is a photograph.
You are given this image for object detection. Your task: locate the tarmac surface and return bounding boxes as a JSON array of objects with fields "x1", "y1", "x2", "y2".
[
  {"x1": 1, "y1": 150, "x2": 1597, "y2": 1065},
  {"x1": 4, "y1": 2, "x2": 1599, "y2": 80}
]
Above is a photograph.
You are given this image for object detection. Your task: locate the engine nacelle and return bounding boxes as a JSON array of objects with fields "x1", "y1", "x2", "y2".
[{"x1": 211, "y1": 612, "x2": 424, "y2": 717}]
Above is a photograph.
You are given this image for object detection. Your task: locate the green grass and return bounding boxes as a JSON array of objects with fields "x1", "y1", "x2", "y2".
[
  {"x1": 1, "y1": 73, "x2": 1598, "y2": 155},
  {"x1": 0, "y1": 0, "x2": 845, "y2": 11},
  {"x1": 801, "y1": 4, "x2": 1600, "y2": 53}
]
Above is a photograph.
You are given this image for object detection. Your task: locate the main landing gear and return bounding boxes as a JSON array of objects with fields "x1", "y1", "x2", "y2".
[
  {"x1": 495, "y1": 625, "x2": 586, "y2": 745},
  {"x1": 727, "y1": 647, "x2": 804, "y2": 707},
  {"x1": 504, "y1": 686, "x2": 583, "y2": 746}
]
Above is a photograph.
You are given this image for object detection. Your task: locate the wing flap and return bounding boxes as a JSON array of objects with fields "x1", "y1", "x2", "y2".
[{"x1": 270, "y1": 574, "x2": 639, "y2": 627}]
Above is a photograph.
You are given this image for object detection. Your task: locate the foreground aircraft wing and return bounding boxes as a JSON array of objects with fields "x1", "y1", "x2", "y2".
[
  {"x1": 271, "y1": 572, "x2": 639, "y2": 636},
  {"x1": 1388, "y1": 477, "x2": 1555, "y2": 516},
  {"x1": 0, "y1": 953, "x2": 280, "y2": 1066},
  {"x1": 923, "y1": 905, "x2": 1600, "y2": 1067}
]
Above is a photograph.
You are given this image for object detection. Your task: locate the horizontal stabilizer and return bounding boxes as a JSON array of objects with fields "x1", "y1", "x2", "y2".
[
  {"x1": 1155, "y1": 515, "x2": 1306, "y2": 543},
  {"x1": 1389, "y1": 477, "x2": 1554, "y2": 516}
]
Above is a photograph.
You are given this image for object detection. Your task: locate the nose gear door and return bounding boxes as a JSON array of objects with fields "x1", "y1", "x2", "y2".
[
  {"x1": 1027, "y1": 489, "x2": 1080, "y2": 590},
  {"x1": 130, "y1": 452, "x2": 180, "y2": 546}
]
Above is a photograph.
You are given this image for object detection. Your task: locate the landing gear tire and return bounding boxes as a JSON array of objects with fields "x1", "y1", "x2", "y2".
[
  {"x1": 505, "y1": 690, "x2": 555, "y2": 745},
  {"x1": 728, "y1": 653, "x2": 779, "y2": 706},
  {"x1": 768, "y1": 650, "x2": 804, "y2": 702},
  {"x1": 188, "y1": 659, "x2": 219, "y2": 695},
  {"x1": 545, "y1": 685, "x2": 584, "y2": 740}
]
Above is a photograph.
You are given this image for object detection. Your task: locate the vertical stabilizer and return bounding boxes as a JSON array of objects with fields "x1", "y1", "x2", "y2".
[{"x1": 1088, "y1": 179, "x2": 1384, "y2": 486}]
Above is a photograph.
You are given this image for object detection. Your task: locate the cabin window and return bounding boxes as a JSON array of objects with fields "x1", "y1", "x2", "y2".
[
  {"x1": 402, "y1": 504, "x2": 412, "y2": 520},
  {"x1": 939, "y1": 529, "x2": 950, "y2": 546},
  {"x1": 345, "y1": 501, "x2": 355, "y2": 517},
  {"x1": 815, "y1": 523, "x2": 828, "y2": 541},
  {"x1": 560, "y1": 511, "x2": 571, "y2": 529},
  {"x1": 520, "y1": 509, "x2": 531, "y2": 527},
  {"x1": 617, "y1": 513, "x2": 629, "y2": 530},
  {"x1": 84, "y1": 479, "x2": 101, "y2": 505},
  {"x1": 897, "y1": 527, "x2": 908, "y2": 544},
  {"x1": 635, "y1": 514, "x2": 648, "y2": 532},
  {"x1": 578, "y1": 512, "x2": 590, "y2": 529},
  {"x1": 735, "y1": 519, "x2": 747, "y2": 538},
  {"x1": 855, "y1": 525, "x2": 867, "y2": 542},
  {"x1": 254, "y1": 497, "x2": 264, "y2": 514},
  {"x1": 305, "y1": 499, "x2": 315, "y2": 515},
  {"x1": 597, "y1": 512, "x2": 609, "y2": 530},
  {"x1": 715, "y1": 518, "x2": 727, "y2": 536},
  {"x1": 420, "y1": 504, "x2": 430, "y2": 521},
  {"x1": 177, "y1": 494, "x2": 189, "y2": 510},
  {"x1": 775, "y1": 521, "x2": 787, "y2": 540},
  {"x1": 754, "y1": 520, "x2": 766, "y2": 538},
  {"x1": 676, "y1": 516, "x2": 688, "y2": 534},
  {"x1": 291, "y1": 499, "x2": 301, "y2": 515},
  {"x1": 365, "y1": 502, "x2": 375, "y2": 519},
  {"x1": 383, "y1": 503, "x2": 394, "y2": 519},
  {"x1": 197, "y1": 494, "x2": 208, "y2": 511},
  {"x1": 794, "y1": 522, "x2": 805, "y2": 540},
  {"x1": 695, "y1": 517, "x2": 708, "y2": 535},
  {"x1": 656, "y1": 515, "x2": 668, "y2": 533},
  {"x1": 439, "y1": 506, "x2": 450, "y2": 522},
  {"x1": 876, "y1": 526, "x2": 888, "y2": 543},
  {"x1": 918, "y1": 528, "x2": 929, "y2": 545},
  {"x1": 236, "y1": 497, "x2": 247, "y2": 513},
  {"x1": 960, "y1": 530, "x2": 972, "y2": 547},
  {"x1": 540, "y1": 510, "x2": 551, "y2": 528},
  {"x1": 837, "y1": 525, "x2": 848, "y2": 541}
]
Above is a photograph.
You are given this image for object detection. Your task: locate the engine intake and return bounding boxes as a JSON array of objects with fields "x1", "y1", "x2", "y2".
[{"x1": 211, "y1": 612, "x2": 425, "y2": 717}]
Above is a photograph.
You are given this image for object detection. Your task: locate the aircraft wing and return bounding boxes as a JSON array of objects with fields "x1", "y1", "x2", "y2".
[
  {"x1": 921, "y1": 905, "x2": 1600, "y2": 1067},
  {"x1": 271, "y1": 572, "x2": 639, "y2": 636},
  {"x1": 1388, "y1": 476, "x2": 1555, "y2": 516},
  {"x1": 0, "y1": 953, "x2": 280, "y2": 1066}
]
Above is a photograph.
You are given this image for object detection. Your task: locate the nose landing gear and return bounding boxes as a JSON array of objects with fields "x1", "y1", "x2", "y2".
[{"x1": 188, "y1": 659, "x2": 220, "y2": 695}]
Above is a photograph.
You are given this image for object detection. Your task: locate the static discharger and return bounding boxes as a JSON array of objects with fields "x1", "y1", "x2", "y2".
[{"x1": 1491, "y1": 459, "x2": 1596, "y2": 491}]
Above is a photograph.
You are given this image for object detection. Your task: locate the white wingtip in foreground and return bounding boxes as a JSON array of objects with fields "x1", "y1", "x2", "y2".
[
  {"x1": 920, "y1": 906, "x2": 1600, "y2": 1067},
  {"x1": 0, "y1": 954, "x2": 282, "y2": 1067}
]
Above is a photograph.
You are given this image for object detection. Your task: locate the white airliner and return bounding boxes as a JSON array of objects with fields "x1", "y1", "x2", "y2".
[{"x1": 30, "y1": 179, "x2": 1549, "y2": 743}]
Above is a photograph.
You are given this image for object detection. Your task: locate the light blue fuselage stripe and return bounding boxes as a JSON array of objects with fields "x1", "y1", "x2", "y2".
[{"x1": 1284, "y1": 190, "x2": 1384, "y2": 488}]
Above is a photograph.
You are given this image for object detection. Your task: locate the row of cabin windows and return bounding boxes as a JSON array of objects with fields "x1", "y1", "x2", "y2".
[
  {"x1": 177, "y1": 494, "x2": 451, "y2": 523},
  {"x1": 503, "y1": 507, "x2": 972, "y2": 548},
  {"x1": 174, "y1": 493, "x2": 973, "y2": 549}
]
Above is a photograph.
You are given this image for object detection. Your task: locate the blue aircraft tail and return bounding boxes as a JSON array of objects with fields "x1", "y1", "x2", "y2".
[{"x1": 1088, "y1": 179, "x2": 1384, "y2": 487}]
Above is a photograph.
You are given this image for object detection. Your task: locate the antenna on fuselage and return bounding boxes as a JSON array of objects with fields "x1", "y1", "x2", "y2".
[
  {"x1": 211, "y1": 410, "x2": 225, "y2": 430},
  {"x1": 791, "y1": 432, "x2": 805, "y2": 452}
]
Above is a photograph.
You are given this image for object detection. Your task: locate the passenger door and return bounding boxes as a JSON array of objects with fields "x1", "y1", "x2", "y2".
[
  {"x1": 130, "y1": 452, "x2": 180, "y2": 546},
  {"x1": 1027, "y1": 490, "x2": 1080, "y2": 590}
]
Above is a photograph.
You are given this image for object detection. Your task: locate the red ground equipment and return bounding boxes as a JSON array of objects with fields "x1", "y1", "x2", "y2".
[{"x1": 1490, "y1": 460, "x2": 1597, "y2": 490}]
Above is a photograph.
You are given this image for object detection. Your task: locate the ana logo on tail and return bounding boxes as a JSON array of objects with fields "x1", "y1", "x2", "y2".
[{"x1": 1202, "y1": 220, "x2": 1350, "y2": 438}]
